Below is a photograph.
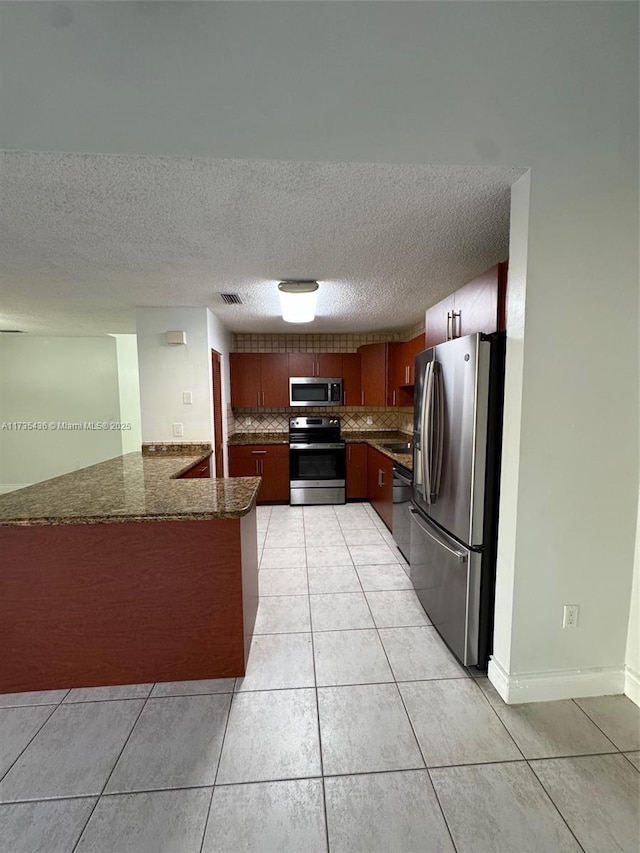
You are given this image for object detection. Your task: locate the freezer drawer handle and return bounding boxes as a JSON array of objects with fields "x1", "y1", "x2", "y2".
[{"x1": 409, "y1": 507, "x2": 468, "y2": 564}]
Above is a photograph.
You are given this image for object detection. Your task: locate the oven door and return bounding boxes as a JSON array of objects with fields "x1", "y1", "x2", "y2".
[{"x1": 289, "y1": 445, "x2": 346, "y2": 504}]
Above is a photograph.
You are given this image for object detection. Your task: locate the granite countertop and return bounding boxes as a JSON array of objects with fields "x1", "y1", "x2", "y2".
[
  {"x1": 0, "y1": 452, "x2": 261, "y2": 527},
  {"x1": 351, "y1": 433, "x2": 413, "y2": 471},
  {"x1": 228, "y1": 431, "x2": 414, "y2": 472},
  {"x1": 228, "y1": 432, "x2": 289, "y2": 446}
]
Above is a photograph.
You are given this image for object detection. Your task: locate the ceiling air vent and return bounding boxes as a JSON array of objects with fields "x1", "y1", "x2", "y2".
[{"x1": 220, "y1": 293, "x2": 243, "y2": 305}]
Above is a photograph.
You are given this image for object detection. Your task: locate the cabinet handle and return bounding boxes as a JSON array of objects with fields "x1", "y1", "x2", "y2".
[
  {"x1": 361, "y1": 390, "x2": 365, "y2": 406},
  {"x1": 348, "y1": 445, "x2": 352, "y2": 461},
  {"x1": 392, "y1": 390, "x2": 396, "y2": 406},
  {"x1": 378, "y1": 468, "x2": 384, "y2": 487},
  {"x1": 446, "y1": 312, "x2": 452, "y2": 341},
  {"x1": 251, "y1": 450, "x2": 267, "y2": 454},
  {"x1": 452, "y1": 311, "x2": 461, "y2": 339},
  {"x1": 405, "y1": 365, "x2": 410, "y2": 384}
]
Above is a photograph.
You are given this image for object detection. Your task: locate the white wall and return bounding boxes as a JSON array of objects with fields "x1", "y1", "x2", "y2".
[
  {"x1": 1, "y1": 2, "x2": 638, "y2": 701},
  {"x1": 0, "y1": 335, "x2": 122, "y2": 492},
  {"x1": 135, "y1": 307, "x2": 213, "y2": 443},
  {"x1": 207, "y1": 309, "x2": 232, "y2": 476},
  {"x1": 113, "y1": 334, "x2": 142, "y2": 455},
  {"x1": 626, "y1": 502, "x2": 640, "y2": 704}
]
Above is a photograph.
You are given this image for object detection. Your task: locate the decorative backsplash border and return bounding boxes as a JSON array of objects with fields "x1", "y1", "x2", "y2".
[
  {"x1": 228, "y1": 407, "x2": 413, "y2": 436},
  {"x1": 232, "y1": 332, "x2": 399, "y2": 353}
]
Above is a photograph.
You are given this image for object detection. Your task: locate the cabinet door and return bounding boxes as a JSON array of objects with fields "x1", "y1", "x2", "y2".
[
  {"x1": 288, "y1": 353, "x2": 315, "y2": 377},
  {"x1": 359, "y1": 343, "x2": 387, "y2": 407},
  {"x1": 342, "y1": 353, "x2": 362, "y2": 407},
  {"x1": 453, "y1": 263, "x2": 505, "y2": 339},
  {"x1": 346, "y1": 443, "x2": 368, "y2": 499},
  {"x1": 230, "y1": 354, "x2": 262, "y2": 408},
  {"x1": 404, "y1": 334, "x2": 426, "y2": 386},
  {"x1": 316, "y1": 353, "x2": 343, "y2": 377},
  {"x1": 425, "y1": 294, "x2": 455, "y2": 349},
  {"x1": 228, "y1": 448, "x2": 260, "y2": 478},
  {"x1": 367, "y1": 447, "x2": 393, "y2": 530},
  {"x1": 261, "y1": 449, "x2": 290, "y2": 503},
  {"x1": 261, "y1": 354, "x2": 290, "y2": 407},
  {"x1": 386, "y1": 343, "x2": 400, "y2": 407}
]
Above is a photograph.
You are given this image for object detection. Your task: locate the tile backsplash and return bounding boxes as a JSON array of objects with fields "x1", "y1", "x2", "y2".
[
  {"x1": 232, "y1": 326, "x2": 425, "y2": 354},
  {"x1": 228, "y1": 407, "x2": 413, "y2": 435}
]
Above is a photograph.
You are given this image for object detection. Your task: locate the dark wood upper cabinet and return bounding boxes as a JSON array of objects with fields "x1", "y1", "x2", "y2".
[
  {"x1": 288, "y1": 352, "x2": 343, "y2": 378},
  {"x1": 316, "y1": 353, "x2": 343, "y2": 377},
  {"x1": 287, "y1": 352, "x2": 315, "y2": 377},
  {"x1": 389, "y1": 333, "x2": 426, "y2": 407},
  {"x1": 358, "y1": 342, "x2": 389, "y2": 407},
  {"x1": 229, "y1": 353, "x2": 288, "y2": 408},
  {"x1": 425, "y1": 261, "x2": 507, "y2": 348},
  {"x1": 260, "y1": 354, "x2": 289, "y2": 407},
  {"x1": 342, "y1": 353, "x2": 362, "y2": 407},
  {"x1": 230, "y1": 353, "x2": 262, "y2": 408}
]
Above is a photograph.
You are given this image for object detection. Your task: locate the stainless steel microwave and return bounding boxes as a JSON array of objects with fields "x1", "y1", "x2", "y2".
[{"x1": 289, "y1": 377, "x2": 343, "y2": 407}]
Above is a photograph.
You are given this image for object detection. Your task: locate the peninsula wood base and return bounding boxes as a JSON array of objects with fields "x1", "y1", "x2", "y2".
[{"x1": 0, "y1": 512, "x2": 258, "y2": 694}]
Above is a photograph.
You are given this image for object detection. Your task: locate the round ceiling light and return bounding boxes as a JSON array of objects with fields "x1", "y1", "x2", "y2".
[{"x1": 277, "y1": 280, "x2": 319, "y2": 323}]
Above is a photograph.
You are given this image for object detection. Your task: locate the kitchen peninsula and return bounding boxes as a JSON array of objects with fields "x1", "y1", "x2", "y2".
[{"x1": 0, "y1": 452, "x2": 261, "y2": 694}]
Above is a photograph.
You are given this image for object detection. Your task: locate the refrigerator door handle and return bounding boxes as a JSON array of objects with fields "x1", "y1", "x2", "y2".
[
  {"x1": 431, "y1": 361, "x2": 444, "y2": 500},
  {"x1": 421, "y1": 361, "x2": 434, "y2": 503},
  {"x1": 409, "y1": 506, "x2": 468, "y2": 563}
]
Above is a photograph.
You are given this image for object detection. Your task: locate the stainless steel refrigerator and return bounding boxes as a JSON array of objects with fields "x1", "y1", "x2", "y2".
[{"x1": 410, "y1": 332, "x2": 505, "y2": 668}]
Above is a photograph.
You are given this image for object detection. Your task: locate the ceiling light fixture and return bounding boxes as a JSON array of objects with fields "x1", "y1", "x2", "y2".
[{"x1": 277, "y1": 280, "x2": 319, "y2": 324}]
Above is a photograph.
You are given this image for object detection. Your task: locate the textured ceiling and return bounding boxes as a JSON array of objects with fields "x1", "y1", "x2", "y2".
[{"x1": 0, "y1": 152, "x2": 524, "y2": 336}]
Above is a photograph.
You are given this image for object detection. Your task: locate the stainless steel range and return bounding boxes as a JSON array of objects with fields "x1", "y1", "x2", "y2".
[{"x1": 289, "y1": 416, "x2": 346, "y2": 505}]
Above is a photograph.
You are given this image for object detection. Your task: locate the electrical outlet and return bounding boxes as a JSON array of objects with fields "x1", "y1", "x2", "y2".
[
  {"x1": 366, "y1": 416, "x2": 373, "y2": 425},
  {"x1": 244, "y1": 417, "x2": 252, "y2": 426},
  {"x1": 172, "y1": 422, "x2": 184, "y2": 437},
  {"x1": 562, "y1": 604, "x2": 579, "y2": 628}
]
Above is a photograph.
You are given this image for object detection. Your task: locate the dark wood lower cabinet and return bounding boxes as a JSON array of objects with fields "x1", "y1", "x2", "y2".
[
  {"x1": 228, "y1": 445, "x2": 289, "y2": 504},
  {"x1": 179, "y1": 456, "x2": 211, "y2": 478},
  {"x1": 346, "y1": 443, "x2": 368, "y2": 499},
  {"x1": 367, "y1": 446, "x2": 393, "y2": 530}
]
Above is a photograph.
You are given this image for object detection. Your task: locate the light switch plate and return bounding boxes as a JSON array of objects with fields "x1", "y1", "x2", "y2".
[{"x1": 183, "y1": 392, "x2": 193, "y2": 405}]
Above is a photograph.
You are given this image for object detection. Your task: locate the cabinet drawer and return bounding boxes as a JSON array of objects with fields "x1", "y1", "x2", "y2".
[{"x1": 228, "y1": 444, "x2": 288, "y2": 459}]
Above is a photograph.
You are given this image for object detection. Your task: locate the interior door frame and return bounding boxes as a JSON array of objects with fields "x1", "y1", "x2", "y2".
[{"x1": 211, "y1": 349, "x2": 224, "y2": 477}]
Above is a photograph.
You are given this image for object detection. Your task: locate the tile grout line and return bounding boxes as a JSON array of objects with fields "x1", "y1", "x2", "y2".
[
  {"x1": 568, "y1": 698, "x2": 625, "y2": 753},
  {"x1": 0, "y1": 700, "x2": 63, "y2": 789},
  {"x1": 468, "y1": 677, "x2": 527, "y2": 761},
  {"x1": 304, "y1": 507, "x2": 332, "y2": 853},
  {"x1": 526, "y1": 759, "x2": 587, "y2": 852},
  {"x1": 70, "y1": 688, "x2": 154, "y2": 853},
  {"x1": 620, "y1": 752, "x2": 640, "y2": 773},
  {"x1": 359, "y1": 551, "x2": 465, "y2": 853},
  {"x1": 197, "y1": 687, "x2": 235, "y2": 853}
]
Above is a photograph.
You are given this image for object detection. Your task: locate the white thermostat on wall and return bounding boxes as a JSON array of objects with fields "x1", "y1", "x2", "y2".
[{"x1": 166, "y1": 330, "x2": 187, "y2": 346}]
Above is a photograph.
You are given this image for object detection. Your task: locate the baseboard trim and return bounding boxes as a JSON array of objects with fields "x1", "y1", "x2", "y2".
[
  {"x1": 487, "y1": 657, "x2": 626, "y2": 704},
  {"x1": 624, "y1": 665, "x2": 640, "y2": 707}
]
